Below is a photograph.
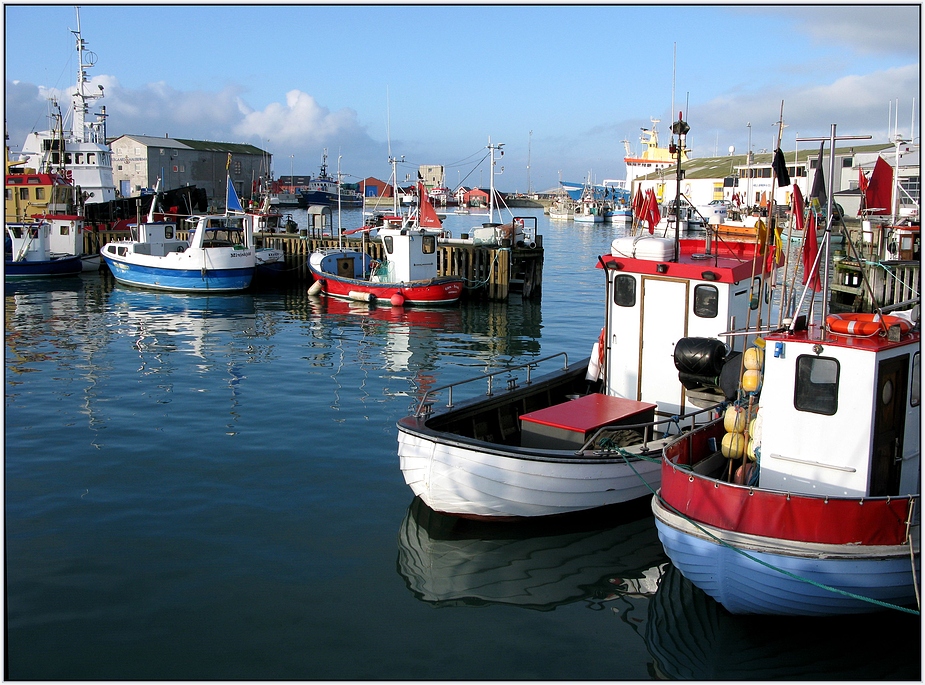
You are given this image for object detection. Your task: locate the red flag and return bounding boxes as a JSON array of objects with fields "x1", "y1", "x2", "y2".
[
  {"x1": 633, "y1": 186, "x2": 645, "y2": 219},
  {"x1": 857, "y1": 168, "x2": 869, "y2": 216},
  {"x1": 645, "y1": 188, "x2": 661, "y2": 234},
  {"x1": 864, "y1": 156, "x2": 893, "y2": 216},
  {"x1": 801, "y1": 211, "x2": 821, "y2": 292},
  {"x1": 418, "y1": 182, "x2": 442, "y2": 228},
  {"x1": 791, "y1": 184, "x2": 805, "y2": 233}
]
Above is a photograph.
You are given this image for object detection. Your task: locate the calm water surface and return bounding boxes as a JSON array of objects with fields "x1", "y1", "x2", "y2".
[{"x1": 5, "y1": 210, "x2": 919, "y2": 679}]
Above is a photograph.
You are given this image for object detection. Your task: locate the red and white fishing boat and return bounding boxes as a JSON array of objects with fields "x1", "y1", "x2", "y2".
[
  {"x1": 397, "y1": 114, "x2": 782, "y2": 519},
  {"x1": 652, "y1": 124, "x2": 920, "y2": 616},
  {"x1": 309, "y1": 171, "x2": 464, "y2": 306}
]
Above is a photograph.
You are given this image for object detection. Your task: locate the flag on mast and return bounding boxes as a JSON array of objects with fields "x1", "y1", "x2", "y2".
[{"x1": 226, "y1": 175, "x2": 244, "y2": 213}]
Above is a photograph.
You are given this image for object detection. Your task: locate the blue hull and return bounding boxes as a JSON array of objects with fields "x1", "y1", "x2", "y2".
[
  {"x1": 5, "y1": 255, "x2": 83, "y2": 279},
  {"x1": 102, "y1": 256, "x2": 254, "y2": 292},
  {"x1": 298, "y1": 190, "x2": 363, "y2": 208},
  {"x1": 653, "y1": 514, "x2": 920, "y2": 616}
]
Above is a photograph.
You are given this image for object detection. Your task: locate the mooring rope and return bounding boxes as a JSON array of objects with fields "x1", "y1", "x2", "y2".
[{"x1": 612, "y1": 451, "x2": 920, "y2": 616}]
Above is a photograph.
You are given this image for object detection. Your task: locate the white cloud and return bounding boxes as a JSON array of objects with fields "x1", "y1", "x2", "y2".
[{"x1": 233, "y1": 90, "x2": 367, "y2": 148}]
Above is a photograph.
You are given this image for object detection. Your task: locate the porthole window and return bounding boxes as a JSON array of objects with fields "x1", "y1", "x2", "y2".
[
  {"x1": 613, "y1": 274, "x2": 636, "y2": 307},
  {"x1": 794, "y1": 355, "x2": 839, "y2": 415},
  {"x1": 693, "y1": 284, "x2": 719, "y2": 318}
]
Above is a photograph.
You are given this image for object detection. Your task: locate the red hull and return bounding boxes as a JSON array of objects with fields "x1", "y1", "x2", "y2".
[
  {"x1": 310, "y1": 268, "x2": 463, "y2": 306},
  {"x1": 661, "y1": 420, "x2": 914, "y2": 547}
]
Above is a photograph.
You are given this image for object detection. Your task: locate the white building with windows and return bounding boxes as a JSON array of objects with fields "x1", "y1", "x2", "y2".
[{"x1": 109, "y1": 135, "x2": 269, "y2": 208}]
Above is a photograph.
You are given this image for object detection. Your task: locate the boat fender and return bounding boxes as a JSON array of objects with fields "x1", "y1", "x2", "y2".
[
  {"x1": 586, "y1": 328, "x2": 605, "y2": 381},
  {"x1": 390, "y1": 293, "x2": 405, "y2": 306},
  {"x1": 826, "y1": 313, "x2": 913, "y2": 337},
  {"x1": 674, "y1": 337, "x2": 728, "y2": 376},
  {"x1": 348, "y1": 290, "x2": 375, "y2": 303},
  {"x1": 308, "y1": 280, "x2": 323, "y2": 296}
]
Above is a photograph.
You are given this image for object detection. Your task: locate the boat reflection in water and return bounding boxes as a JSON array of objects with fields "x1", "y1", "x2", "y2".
[
  {"x1": 646, "y1": 564, "x2": 921, "y2": 680},
  {"x1": 397, "y1": 497, "x2": 667, "y2": 611},
  {"x1": 108, "y1": 286, "x2": 257, "y2": 359}
]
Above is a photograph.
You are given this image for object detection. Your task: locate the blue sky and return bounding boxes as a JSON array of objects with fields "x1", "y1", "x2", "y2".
[{"x1": 4, "y1": 3, "x2": 920, "y2": 192}]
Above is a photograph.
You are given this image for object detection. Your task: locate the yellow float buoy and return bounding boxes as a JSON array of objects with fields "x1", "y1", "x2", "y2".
[
  {"x1": 721, "y1": 432, "x2": 747, "y2": 459},
  {"x1": 723, "y1": 405, "x2": 746, "y2": 433},
  {"x1": 742, "y1": 369, "x2": 762, "y2": 393},
  {"x1": 744, "y1": 346, "x2": 764, "y2": 370}
]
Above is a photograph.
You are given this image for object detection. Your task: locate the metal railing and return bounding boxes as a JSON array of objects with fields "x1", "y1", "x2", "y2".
[{"x1": 412, "y1": 352, "x2": 570, "y2": 418}]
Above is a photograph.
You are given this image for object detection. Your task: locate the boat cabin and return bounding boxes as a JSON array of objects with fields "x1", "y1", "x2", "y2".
[
  {"x1": 186, "y1": 215, "x2": 253, "y2": 250},
  {"x1": 44, "y1": 214, "x2": 85, "y2": 257},
  {"x1": 6, "y1": 221, "x2": 53, "y2": 261},
  {"x1": 109, "y1": 221, "x2": 187, "y2": 258},
  {"x1": 756, "y1": 326, "x2": 920, "y2": 498},
  {"x1": 376, "y1": 227, "x2": 440, "y2": 282},
  {"x1": 599, "y1": 235, "x2": 766, "y2": 418}
]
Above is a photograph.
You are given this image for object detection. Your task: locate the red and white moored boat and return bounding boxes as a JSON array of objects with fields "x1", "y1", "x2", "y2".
[
  {"x1": 652, "y1": 125, "x2": 920, "y2": 616},
  {"x1": 309, "y1": 181, "x2": 463, "y2": 307}
]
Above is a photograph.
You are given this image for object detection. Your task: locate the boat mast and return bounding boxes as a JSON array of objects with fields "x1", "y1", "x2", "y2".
[
  {"x1": 670, "y1": 112, "x2": 689, "y2": 262},
  {"x1": 70, "y1": 7, "x2": 104, "y2": 145},
  {"x1": 337, "y1": 154, "x2": 343, "y2": 248},
  {"x1": 794, "y1": 127, "x2": 871, "y2": 330}
]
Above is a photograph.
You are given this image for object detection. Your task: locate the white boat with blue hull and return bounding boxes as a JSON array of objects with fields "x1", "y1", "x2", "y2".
[
  {"x1": 102, "y1": 175, "x2": 258, "y2": 292},
  {"x1": 101, "y1": 213, "x2": 256, "y2": 292},
  {"x1": 5, "y1": 219, "x2": 83, "y2": 279}
]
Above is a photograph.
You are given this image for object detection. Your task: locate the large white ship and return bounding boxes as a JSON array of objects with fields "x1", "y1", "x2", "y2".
[
  {"x1": 622, "y1": 118, "x2": 689, "y2": 187},
  {"x1": 15, "y1": 7, "x2": 116, "y2": 205}
]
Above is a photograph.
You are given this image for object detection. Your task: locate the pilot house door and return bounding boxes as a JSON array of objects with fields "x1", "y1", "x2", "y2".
[
  {"x1": 639, "y1": 277, "x2": 688, "y2": 409},
  {"x1": 870, "y1": 355, "x2": 909, "y2": 496}
]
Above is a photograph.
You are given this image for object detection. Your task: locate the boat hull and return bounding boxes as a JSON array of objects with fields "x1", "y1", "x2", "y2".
[
  {"x1": 399, "y1": 428, "x2": 662, "y2": 519},
  {"x1": 397, "y1": 361, "x2": 665, "y2": 519},
  {"x1": 651, "y1": 419, "x2": 921, "y2": 615},
  {"x1": 574, "y1": 213, "x2": 604, "y2": 224},
  {"x1": 5, "y1": 255, "x2": 83, "y2": 279},
  {"x1": 102, "y1": 256, "x2": 254, "y2": 292},
  {"x1": 309, "y1": 266, "x2": 463, "y2": 306},
  {"x1": 652, "y1": 496, "x2": 919, "y2": 615}
]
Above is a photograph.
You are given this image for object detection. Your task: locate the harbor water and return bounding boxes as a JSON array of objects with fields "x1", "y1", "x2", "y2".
[{"x1": 5, "y1": 209, "x2": 920, "y2": 679}]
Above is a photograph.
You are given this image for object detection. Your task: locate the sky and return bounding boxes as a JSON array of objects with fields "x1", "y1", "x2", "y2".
[{"x1": 4, "y1": 3, "x2": 920, "y2": 193}]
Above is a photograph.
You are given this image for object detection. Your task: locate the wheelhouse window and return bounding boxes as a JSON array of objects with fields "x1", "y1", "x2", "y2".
[
  {"x1": 422, "y1": 235, "x2": 436, "y2": 254},
  {"x1": 613, "y1": 274, "x2": 636, "y2": 307},
  {"x1": 912, "y1": 353, "x2": 920, "y2": 407},
  {"x1": 693, "y1": 284, "x2": 718, "y2": 318},
  {"x1": 383, "y1": 236, "x2": 394, "y2": 254},
  {"x1": 794, "y1": 355, "x2": 839, "y2": 415}
]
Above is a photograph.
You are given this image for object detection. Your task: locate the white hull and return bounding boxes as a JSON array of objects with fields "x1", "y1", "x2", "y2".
[
  {"x1": 397, "y1": 429, "x2": 663, "y2": 519},
  {"x1": 652, "y1": 496, "x2": 920, "y2": 615},
  {"x1": 574, "y1": 213, "x2": 604, "y2": 224}
]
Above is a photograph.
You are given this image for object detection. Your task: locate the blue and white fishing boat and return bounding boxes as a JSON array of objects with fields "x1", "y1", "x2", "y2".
[
  {"x1": 5, "y1": 219, "x2": 83, "y2": 279},
  {"x1": 101, "y1": 177, "x2": 257, "y2": 292}
]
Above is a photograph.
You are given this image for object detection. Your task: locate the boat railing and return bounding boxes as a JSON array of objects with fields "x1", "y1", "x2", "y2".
[
  {"x1": 578, "y1": 403, "x2": 722, "y2": 456},
  {"x1": 412, "y1": 352, "x2": 570, "y2": 418}
]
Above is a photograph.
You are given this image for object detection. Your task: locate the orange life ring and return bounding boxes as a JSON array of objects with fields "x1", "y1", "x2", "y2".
[{"x1": 826, "y1": 313, "x2": 912, "y2": 337}]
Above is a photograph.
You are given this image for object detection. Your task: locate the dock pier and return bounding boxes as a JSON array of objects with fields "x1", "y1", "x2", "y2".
[{"x1": 86, "y1": 229, "x2": 544, "y2": 301}]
